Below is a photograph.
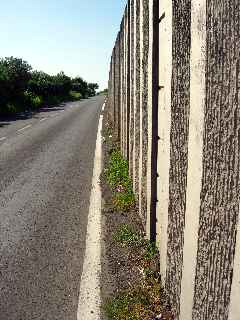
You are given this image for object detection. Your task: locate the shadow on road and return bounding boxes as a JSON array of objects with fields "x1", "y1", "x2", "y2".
[
  {"x1": 38, "y1": 107, "x2": 65, "y2": 113},
  {"x1": 0, "y1": 104, "x2": 66, "y2": 126},
  {"x1": 0, "y1": 122, "x2": 10, "y2": 128}
]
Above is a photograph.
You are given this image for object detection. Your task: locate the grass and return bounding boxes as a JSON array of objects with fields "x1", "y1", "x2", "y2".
[
  {"x1": 113, "y1": 224, "x2": 143, "y2": 248},
  {"x1": 103, "y1": 133, "x2": 172, "y2": 319},
  {"x1": 104, "y1": 224, "x2": 166, "y2": 320},
  {"x1": 106, "y1": 150, "x2": 135, "y2": 211},
  {"x1": 113, "y1": 224, "x2": 158, "y2": 262},
  {"x1": 104, "y1": 281, "x2": 164, "y2": 320},
  {"x1": 143, "y1": 241, "x2": 158, "y2": 261}
]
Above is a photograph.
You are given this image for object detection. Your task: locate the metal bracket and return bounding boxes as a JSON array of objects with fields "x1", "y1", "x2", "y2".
[{"x1": 159, "y1": 12, "x2": 166, "y2": 24}]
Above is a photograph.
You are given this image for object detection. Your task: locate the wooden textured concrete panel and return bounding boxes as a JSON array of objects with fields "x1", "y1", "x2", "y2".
[
  {"x1": 165, "y1": 0, "x2": 191, "y2": 317},
  {"x1": 109, "y1": 57, "x2": 114, "y2": 125},
  {"x1": 114, "y1": 34, "x2": 121, "y2": 139},
  {"x1": 139, "y1": 0, "x2": 149, "y2": 223},
  {"x1": 193, "y1": 2, "x2": 240, "y2": 319},
  {"x1": 112, "y1": 48, "x2": 116, "y2": 127},
  {"x1": 180, "y1": 0, "x2": 206, "y2": 319}
]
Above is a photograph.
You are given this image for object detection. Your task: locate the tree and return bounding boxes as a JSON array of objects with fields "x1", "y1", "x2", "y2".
[
  {"x1": 0, "y1": 55, "x2": 99, "y2": 115},
  {"x1": 87, "y1": 83, "x2": 99, "y2": 97},
  {"x1": 0, "y1": 57, "x2": 32, "y2": 105},
  {"x1": 71, "y1": 77, "x2": 89, "y2": 98},
  {"x1": 52, "y1": 72, "x2": 72, "y2": 96},
  {"x1": 28, "y1": 71, "x2": 52, "y2": 97}
]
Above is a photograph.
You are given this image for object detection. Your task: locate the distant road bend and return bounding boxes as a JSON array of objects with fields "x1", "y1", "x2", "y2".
[{"x1": 0, "y1": 96, "x2": 105, "y2": 320}]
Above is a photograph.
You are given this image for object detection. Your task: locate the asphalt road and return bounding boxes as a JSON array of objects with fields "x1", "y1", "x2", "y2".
[{"x1": 0, "y1": 96, "x2": 105, "y2": 320}]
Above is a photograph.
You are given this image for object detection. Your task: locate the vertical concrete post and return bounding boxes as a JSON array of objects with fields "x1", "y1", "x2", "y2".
[
  {"x1": 139, "y1": 0, "x2": 149, "y2": 223},
  {"x1": 111, "y1": 50, "x2": 113, "y2": 122},
  {"x1": 146, "y1": 0, "x2": 153, "y2": 238},
  {"x1": 118, "y1": 33, "x2": 122, "y2": 141},
  {"x1": 138, "y1": 0, "x2": 144, "y2": 218},
  {"x1": 112, "y1": 47, "x2": 116, "y2": 128},
  {"x1": 115, "y1": 33, "x2": 121, "y2": 140},
  {"x1": 108, "y1": 55, "x2": 113, "y2": 125},
  {"x1": 114, "y1": 34, "x2": 121, "y2": 140},
  {"x1": 129, "y1": 0, "x2": 135, "y2": 178},
  {"x1": 147, "y1": 0, "x2": 159, "y2": 242},
  {"x1": 124, "y1": 7, "x2": 128, "y2": 159},
  {"x1": 179, "y1": 0, "x2": 206, "y2": 319},
  {"x1": 165, "y1": 0, "x2": 191, "y2": 317},
  {"x1": 133, "y1": 0, "x2": 141, "y2": 200},
  {"x1": 126, "y1": 1, "x2": 131, "y2": 163},
  {"x1": 120, "y1": 21, "x2": 124, "y2": 153},
  {"x1": 121, "y1": 17, "x2": 126, "y2": 154},
  {"x1": 156, "y1": 0, "x2": 172, "y2": 284},
  {"x1": 191, "y1": 2, "x2": 240, "y2": 319}
]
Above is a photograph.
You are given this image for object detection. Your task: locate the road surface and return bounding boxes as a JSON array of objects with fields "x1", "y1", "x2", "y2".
[{"x1": 0, "y1": 96, "x2": 105, "y2": 320}]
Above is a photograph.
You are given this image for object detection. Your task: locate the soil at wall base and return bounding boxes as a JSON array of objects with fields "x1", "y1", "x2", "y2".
[
  {"x1": 100, "y1": 108, "x2": 173, "y2": 320},
  {"x1": 100, "y1": 110, "x2": 145, "y2": 314}
]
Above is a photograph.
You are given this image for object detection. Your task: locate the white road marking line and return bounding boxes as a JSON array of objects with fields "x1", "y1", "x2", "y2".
[
  {"x1": 0, "y1": 137, "x2": 7, "y2": 141},
  {"x1": 77, "y1": 113, "x2": 103, "y2": 320},
  {"x1": 102, "y1": 103, "x2": 105, "y2": 112},
  {"x1": 40, "y1": 118, "x2": 47, "y2": 122},
  {"x1": 17, "y1": 124, "x2": 32, "y2": 132}
]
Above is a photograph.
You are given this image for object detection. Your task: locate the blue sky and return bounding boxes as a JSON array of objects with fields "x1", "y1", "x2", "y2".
[{"x1": 0, "y1": 0, "x2": 126, "y2": 90}]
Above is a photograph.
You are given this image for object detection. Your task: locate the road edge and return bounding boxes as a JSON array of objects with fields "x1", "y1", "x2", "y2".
[{"x1": 77, "y1": 102, "x2": 104, "y2": 320}]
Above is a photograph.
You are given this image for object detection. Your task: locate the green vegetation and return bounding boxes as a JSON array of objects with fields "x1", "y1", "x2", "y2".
[
  {"x1": 104, "y1": 224, "x2": 164, "y2": 320},
  {"x1": 0, "y1": 56, "x2": 99, "y2": 115},
  {"x1": 105, "y1": 223, "x2": 168, "y2": 319},
  {"x1": 113, "y1": 224, "x2": 158, "y2": 262},
  {"x1": 143, "y1": 241, "x2": 158, "y2": 261},
  {"x1": 104, "y1": 281, "x2": 164, "y2": 320},
  {"x1": 102, "y1": 130, "x2": 172, "y2": 320},
  {"x1": 69, "y1": 90, "x2": 82, "y2": 100},
  {"x1": 106, "y1": 150, "x2": 135, "y2": 211},
  {"x1": 113, "y1": 224, "x2": 143, "y2": 248},
  {"x1": 98, "y1": 88, "x2": 108, "y2": 95}
]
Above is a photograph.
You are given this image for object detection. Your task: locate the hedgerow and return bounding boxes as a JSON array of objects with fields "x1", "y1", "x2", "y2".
[{"x1": 0, "y1": 56, "x2": 99, "y2": 115}]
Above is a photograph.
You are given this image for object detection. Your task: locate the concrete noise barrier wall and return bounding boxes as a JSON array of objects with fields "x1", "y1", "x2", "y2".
[{"x1": 107, "y1": 1, "x2": 240, "y2": 319}]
